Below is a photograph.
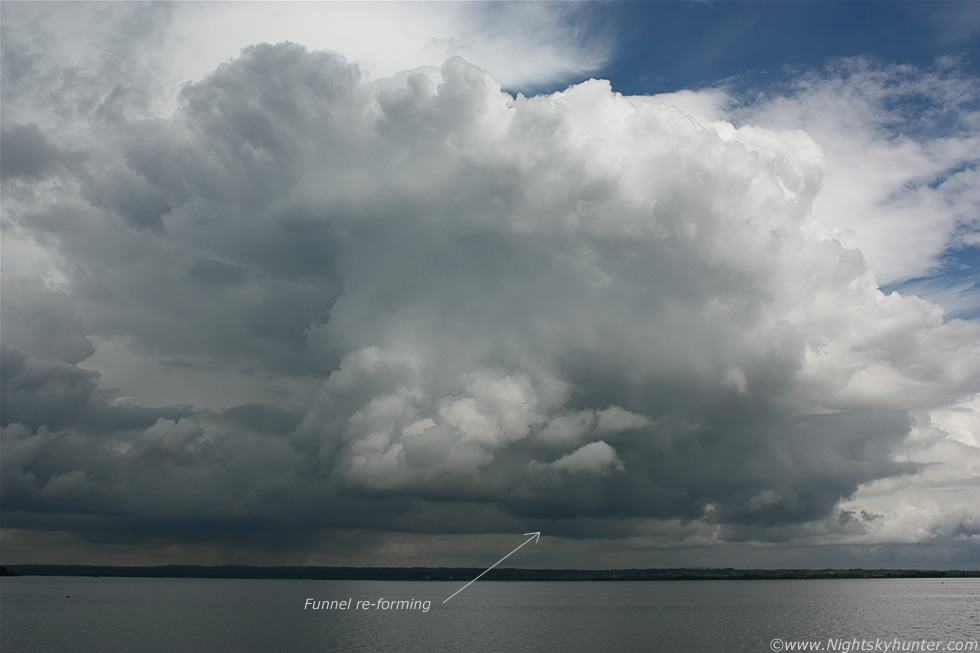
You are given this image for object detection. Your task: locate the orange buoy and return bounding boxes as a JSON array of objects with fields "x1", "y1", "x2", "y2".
[{"x1": 66, "y1": 594, "x2": 70, "y2": 598}]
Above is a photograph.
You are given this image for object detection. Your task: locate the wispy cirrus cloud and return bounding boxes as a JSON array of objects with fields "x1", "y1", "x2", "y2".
[{"x1": 720, "y1": 57, "x2": 980, "y2": 310}]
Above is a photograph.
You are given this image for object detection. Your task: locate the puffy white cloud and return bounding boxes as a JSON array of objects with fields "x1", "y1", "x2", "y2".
[
  {"x1": 539, "y1": 441, "x2": 625, "y2": 476},
  {"x1": 168, "y1": 2, "x2": 613, "y2": 92}
]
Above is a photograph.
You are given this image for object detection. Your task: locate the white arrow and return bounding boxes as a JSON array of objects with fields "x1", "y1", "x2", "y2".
[{"x1": 443, "y1": 532, "x2": 541, "y2": 604}]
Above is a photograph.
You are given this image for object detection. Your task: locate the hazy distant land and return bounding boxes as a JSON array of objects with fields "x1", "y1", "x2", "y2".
[{"x1": 3, "y1": 565, "x2": 977, "y2": 581}]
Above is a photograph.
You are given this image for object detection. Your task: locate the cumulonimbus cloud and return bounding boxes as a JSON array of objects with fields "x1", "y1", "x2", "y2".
[{"x1": 1, "y1": 42, "x2": 978, "y2": 562}]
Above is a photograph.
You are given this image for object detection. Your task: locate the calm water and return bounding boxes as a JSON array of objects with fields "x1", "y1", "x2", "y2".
[{"x1": 2, "y1": 577, "x2": 978, "y2": 651}]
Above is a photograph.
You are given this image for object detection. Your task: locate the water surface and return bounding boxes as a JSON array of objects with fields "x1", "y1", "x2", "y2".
[{"x1": 2, "y1": 577, "x2": 978, "y2": 651}]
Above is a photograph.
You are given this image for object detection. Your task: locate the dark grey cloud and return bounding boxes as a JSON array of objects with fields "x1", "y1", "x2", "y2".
[
  {"x1": 1, "y1": 39, "x2": 978, "y2": 566},
  {"x1": 1, "y1": 345, "x2": 100, "y2": 431},
  {"x1": 0, "y1": 123, "x2": 63, "y2": 181},
  {"x1": 0, "y1": 345, "x2": 190, "y2": 434},
  {"x1": 0, "y1": 277, "x2": 94, "y2": 364}
]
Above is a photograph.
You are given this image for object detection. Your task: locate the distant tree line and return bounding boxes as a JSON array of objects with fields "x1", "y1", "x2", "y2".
[{"x1": 3, "y1": 565, "x2": 978, "y2": 581}]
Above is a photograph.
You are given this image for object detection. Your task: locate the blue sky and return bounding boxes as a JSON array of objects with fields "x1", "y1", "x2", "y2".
[
  {"x1": 1, "y1": 1, "x2": 978, "y2": 569},
  {"x1": 588, "y1": 2, "x2": 979, "y2": 97}
]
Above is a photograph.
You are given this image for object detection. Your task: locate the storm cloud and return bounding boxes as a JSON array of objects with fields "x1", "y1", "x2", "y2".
[{"x1": 2, "y1": 28, "x2": 978, "y2": 567}]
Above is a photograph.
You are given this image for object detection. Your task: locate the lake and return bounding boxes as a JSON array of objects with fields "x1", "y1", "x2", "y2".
[{"x1": 2, "y1": 577, "x2": 978, "y2": 651}]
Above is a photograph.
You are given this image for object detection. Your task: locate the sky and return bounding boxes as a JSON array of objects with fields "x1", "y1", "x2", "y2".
[{"x1": 1, "y1": 1, "x2": 978, "y2": 570}]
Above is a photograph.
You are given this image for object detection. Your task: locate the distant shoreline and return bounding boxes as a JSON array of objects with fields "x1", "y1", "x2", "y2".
[{"x1": 3, "y1": 565, "x2": 978, "y2": 581}]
